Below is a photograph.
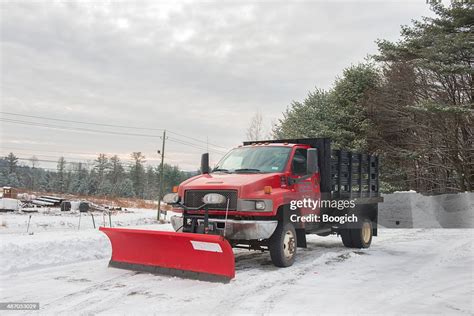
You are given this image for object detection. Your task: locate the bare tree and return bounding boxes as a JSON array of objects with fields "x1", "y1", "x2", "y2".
[
  {"x1": 246, "y1": 111, "x2": 264, "y2": 141},
  {"x1": 29, "y1": 156, "x2": 39, "y2": 169}
]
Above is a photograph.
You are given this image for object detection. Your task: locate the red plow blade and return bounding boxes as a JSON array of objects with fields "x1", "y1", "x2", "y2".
[{"x1": 100, "y1": 227, "x2": 235, "y2": 282}]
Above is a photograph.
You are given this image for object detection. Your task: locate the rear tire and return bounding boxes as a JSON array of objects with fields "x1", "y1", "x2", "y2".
[
  {"x1": 340, "y1": 217, "x2": 373, "y2": 249},
  {"x1": 340, "y1": 229, "x2": 353, "y2": 247},
  {"x1": 269, "y1": 222, "x2": 297, "y2": 267}
]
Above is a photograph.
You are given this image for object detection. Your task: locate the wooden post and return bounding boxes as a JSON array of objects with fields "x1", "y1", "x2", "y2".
[{"x1": 157, "y1": 130, "x2": 166, "y2": 221}]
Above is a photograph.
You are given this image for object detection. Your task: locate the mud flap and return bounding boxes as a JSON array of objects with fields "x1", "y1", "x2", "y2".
[{"x1": 100, "y1": 227, "x2": 235, "y2": 283}]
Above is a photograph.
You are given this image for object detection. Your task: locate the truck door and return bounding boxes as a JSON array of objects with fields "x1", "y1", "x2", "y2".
[{"x1": 290, "y1": 148, "x2": 320, "y2": 230}]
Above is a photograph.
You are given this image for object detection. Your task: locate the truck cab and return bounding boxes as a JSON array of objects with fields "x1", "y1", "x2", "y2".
[{"x1": 165, "y1": 138, "x2": 382, "y2": 268}]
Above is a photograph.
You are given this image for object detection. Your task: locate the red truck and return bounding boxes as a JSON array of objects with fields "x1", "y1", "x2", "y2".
[{"x1": 100, "y1": 138, "x2": 383, "y2": 282}]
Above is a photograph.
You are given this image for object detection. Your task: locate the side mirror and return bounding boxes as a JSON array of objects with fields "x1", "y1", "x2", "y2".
[
  {"x1": 306, "y1": 148, "x2": 318, "y2": 174},
  {"x1": 201, "y1": 153, "x2": 210, "y2": 174}
]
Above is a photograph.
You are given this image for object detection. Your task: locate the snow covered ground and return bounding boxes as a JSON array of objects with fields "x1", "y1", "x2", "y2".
[
  {"x1": 1, "y1": 197, "x2": 473, "y2": 314},
  {"x1": 0, "y1": 208, "x2": 164, "y2": 234}
]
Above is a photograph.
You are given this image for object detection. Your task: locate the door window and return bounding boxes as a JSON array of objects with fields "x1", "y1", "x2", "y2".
[{"x1": 292, "y1": 148, "x2": 307, "y2": 176}]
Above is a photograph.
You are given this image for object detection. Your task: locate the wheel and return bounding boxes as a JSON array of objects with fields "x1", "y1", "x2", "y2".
[
  {"x1": 340, "y1": 217, "x2": 373, "y2": 249},
  {"x1": 340, "y1": 228, "x2": 354, "y2": 247},
  {"x1": 269, "y1": 222, "x2": 297, "y2": 267}
]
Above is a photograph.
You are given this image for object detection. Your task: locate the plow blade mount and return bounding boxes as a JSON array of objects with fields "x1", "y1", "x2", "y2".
[{"x1": 100, "y1": 227, "x2": 235, "y2": 282}]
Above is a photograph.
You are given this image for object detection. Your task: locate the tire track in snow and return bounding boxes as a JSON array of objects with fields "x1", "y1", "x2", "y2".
[
  {"x1": 39, "y1": 270, "x2": 138, "y2": 312},
  {"x1": 211, "y1": 239, "x2": 355, "y2": 314}
]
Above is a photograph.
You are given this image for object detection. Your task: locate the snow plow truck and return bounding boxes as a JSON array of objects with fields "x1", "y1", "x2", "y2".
[{"x1": 100, "y1": 138, "x2": 383, "y2": 282}]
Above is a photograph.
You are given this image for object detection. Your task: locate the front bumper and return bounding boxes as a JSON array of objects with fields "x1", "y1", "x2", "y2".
[{"x1": 171, "y1": 215, "x2": 278, "y2": 240}]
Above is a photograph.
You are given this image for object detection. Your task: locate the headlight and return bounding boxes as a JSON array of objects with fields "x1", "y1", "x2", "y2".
[
  {"x1": 163, "y1": 193, "x2": 179, "y2": 204},
  {"x1": 238, "y1": 199, "x2": 272, "y2": 211},
  {"x1": 202, "y1": 193, "x2": 227, "y2": 205},
  {"x1": 255, "y1": 201, "x2": 266, "y2": 210}
]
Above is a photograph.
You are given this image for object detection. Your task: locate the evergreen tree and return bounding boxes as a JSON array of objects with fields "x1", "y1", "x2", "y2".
[
  {"x1": 29, "y1": 156, "x2": 39, "y2": 190},
  {"x1": 5, "y1": 152, "x2": 19, "y2": 174},
  {"x1": 117, "y1": 178, "x2": 135, "y2": 197},
  {"x1": 372, "y1": 2, "x2": 473, "y2": 192},
  {"x1": 273, "y1": 63, "x2": 379, "y2": 151},
  {"x1": 94, "y1": 154, "x2": 110, "y2": 184},
  {"x1": 129, "y1": 152, "x2": 146, "y2": 198},
  {"x1": 55, "y1": 157, "x2": 67, "y2": 193},
  {"x1": 108, "y1": 155, "x2": 124, "y2": 186}
]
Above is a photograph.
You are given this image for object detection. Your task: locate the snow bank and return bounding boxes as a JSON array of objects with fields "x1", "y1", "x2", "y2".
[
  {"x1": 0, "y1": 230, "x2": 111, "y2": 274},
  {"x1": 379, "y1": 192, "x2": 473, "y2": 228}
]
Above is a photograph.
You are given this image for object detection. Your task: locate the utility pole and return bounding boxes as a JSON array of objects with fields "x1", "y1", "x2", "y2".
[{"x1": 157, "y1": 129, "x2": 166, "y2": 221}]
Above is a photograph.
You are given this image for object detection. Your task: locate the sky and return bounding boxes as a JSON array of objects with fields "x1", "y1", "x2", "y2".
[{"x1": 0, "y1": 0, "x2": 435, "y2": 171}]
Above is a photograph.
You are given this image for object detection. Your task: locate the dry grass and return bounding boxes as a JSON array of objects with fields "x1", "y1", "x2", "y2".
[{"x1": 21, "y1": 190, "x2": 157, "y2": 209}]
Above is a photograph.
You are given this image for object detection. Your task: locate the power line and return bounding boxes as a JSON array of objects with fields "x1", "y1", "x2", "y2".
[
  {"x1": 1, "y1": 111, "x2": 228, "y2": 150},
  {"x1": 0, "y1": 153, "x2": 95, "y2": 164},
  {"x1": 0, "y1": 146, "x2": 108, "y2": 157},
  {"x1": 0, "y1": 118, "x2": 163, "y2": 139},
  {"x1": 0, "y1": 150, "x2": 189, "y2": 169},
  {"x1": 0, "y1": 166, "x2": 58, "y2": 172},
  {"x1": 0, "y1": 111, "x2": 164, "y2": 132},
  {"x1": 0, "y1": 146, "x2": 180, "y2": 164},
  {"x1": 2, "y1": 153, "x2": 163, "y2": 169},
  {"x1": 0, "y1": 147, "x2": 205, "y2": 172},
  {"x1": 0, "y1": 154, "x2": 139, "y2": 168},
  {"x1": 167, "y1": 137, "x2": 226, "y2": 155},
  {"x1": 13, "y1": 157, "x2": 95, "y2": 165},
  {"x1": 167, "y1": 130, "x2": 227, "y2": 149},
  {"x1": 0, "y1": 149, "x2": 140, "y2": 164},
  {"x1": 1, "y1": 118, "x2": 226, "y2": 155}
]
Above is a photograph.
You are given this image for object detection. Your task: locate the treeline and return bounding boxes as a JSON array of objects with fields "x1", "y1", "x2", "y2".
[
  {"x1": 273, "y1": 3, "x2": 473, "y2": 193},
  {"x1": 0, "y1": 152, "x2": 194, "y2": 199}
]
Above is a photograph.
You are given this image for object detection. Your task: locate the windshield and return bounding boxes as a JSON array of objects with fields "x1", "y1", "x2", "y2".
[{"x1": 214, "y1": 146, "x2": 291, "y2": 173}]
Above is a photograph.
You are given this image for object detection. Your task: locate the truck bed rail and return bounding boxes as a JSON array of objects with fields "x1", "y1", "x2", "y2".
[{"x1": 331, "y1": 150, "x2": 379, "y2": 199}]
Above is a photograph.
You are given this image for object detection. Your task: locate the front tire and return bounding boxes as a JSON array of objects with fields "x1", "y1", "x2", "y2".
[
  {"x1": 340, "y1": 217, "x2": 373, "y2": 248},
  {"x1": 269, "y1": 222, "x2": 297, "y2": 267}
]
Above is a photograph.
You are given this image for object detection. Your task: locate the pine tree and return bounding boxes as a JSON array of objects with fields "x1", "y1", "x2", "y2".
[
  {"x1": 373, "y1": 2, "x2": 473, "y2": 192},
  {"x1": 108, "y1": 155, "x2": 124, "y2": 186},
  {"x1": 129, "y1": 152, "x2": 146, "y2": 198},
  {"x1": 94, "y1": 154, "x2": 110, "y2": 184},
  {"x1": 55, "y1": 157, "x2": 67, "y2": 193},
  {"x1": 5, "y1": 152, "x2": 19, "y2": 174}
]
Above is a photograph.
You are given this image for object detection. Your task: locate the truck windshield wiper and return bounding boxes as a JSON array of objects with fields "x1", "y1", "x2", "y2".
[
  {"x1": 213, "y1": 168, "x2": 230, "y2": 173},
  {"x1": 234, "y1": 168, "x2": 262, "y2": 173}
]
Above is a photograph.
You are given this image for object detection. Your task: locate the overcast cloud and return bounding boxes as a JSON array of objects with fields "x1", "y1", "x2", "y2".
[{"x1": 0, "y1": 0, "x2": 433, "y2": 170}]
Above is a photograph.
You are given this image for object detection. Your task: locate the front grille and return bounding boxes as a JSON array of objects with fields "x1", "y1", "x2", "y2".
[{"x1": 184, "y1": 190, "x2": 238, "y2": 210}]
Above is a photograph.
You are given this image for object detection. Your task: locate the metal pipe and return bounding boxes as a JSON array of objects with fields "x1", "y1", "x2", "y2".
[{"x1": 223, "y1": 198, "x2": 230, "y2": 237}]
